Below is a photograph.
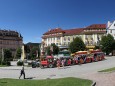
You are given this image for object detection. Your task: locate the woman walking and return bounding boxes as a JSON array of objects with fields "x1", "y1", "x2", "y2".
[{"x1": 19, "y1": 65, "x2": 25, "y2": 79}]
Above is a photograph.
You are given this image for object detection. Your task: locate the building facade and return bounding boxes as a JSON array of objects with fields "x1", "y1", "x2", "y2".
[
  {"x1": 107, "y1": 21, "x2": 115, "y2": 39},
  {"x1": 0, "y1": 30, "x2": 23, "y2": 56},
  {"x1": 41, "y1": 24, "x2": 106, "y2": 51}
]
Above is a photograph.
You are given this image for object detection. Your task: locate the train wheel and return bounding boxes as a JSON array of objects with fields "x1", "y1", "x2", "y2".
[{"x1": 49, "y1": 64, "x2": 53, "y2": 68}]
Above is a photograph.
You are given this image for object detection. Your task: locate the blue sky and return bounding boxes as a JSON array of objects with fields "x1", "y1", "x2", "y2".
[{"x1": 0, "y1": 0, "x2": 115, "y2": 43}]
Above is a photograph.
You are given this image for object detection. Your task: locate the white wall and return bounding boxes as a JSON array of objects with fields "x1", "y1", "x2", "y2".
[{"x1": 107, "y1": 21, "x2": 115, "y2": 39}]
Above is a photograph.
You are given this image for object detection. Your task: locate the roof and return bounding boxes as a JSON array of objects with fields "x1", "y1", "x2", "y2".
[
  {"x1": 43, "y1": 28, "x2": 64, "y2": 35},
  {"x1": 64, "y1": 28, "x2": 84, "y2": 35},
  {"x1": 86, "y1": 24, "x2": 106, "y2": 29},
  {"x1": 42, "y1": 24, "x2": 106, "y2": 37},
  {"x1": 0, "y1": 29, "x2": 22, "y2": 37}
]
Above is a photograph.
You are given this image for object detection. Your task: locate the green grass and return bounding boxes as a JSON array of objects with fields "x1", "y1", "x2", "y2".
[
  {"x1": 0, "y1": 77, "x2": 92, "y2": 86},
  {"x1": 99, "y1": 67, "x2": 115, "y2": 72}
]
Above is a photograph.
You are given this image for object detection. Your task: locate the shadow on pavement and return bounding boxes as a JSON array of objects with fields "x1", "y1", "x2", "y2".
[{"x1": 25, "y1": 77, "x2": 36, "y2": 79}]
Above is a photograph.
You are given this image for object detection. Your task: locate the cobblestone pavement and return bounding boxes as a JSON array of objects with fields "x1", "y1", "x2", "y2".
[{"x1": 0, "y1": 56, "x2": 115, "y2": 86}]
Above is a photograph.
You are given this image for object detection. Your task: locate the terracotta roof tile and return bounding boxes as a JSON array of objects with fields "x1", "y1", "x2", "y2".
[
  {"x1": 86, "y1": 24, "x2": 106, "y2": 29},
  {"x1": 42, "y1": 24, "x2": 106, "y2": 36},
  {"x1": 64, "y1": 28, "x2": 84, "y2": 35},
  {"x1": 43, "y1": 28, "x2": 64, "y2": 35}
]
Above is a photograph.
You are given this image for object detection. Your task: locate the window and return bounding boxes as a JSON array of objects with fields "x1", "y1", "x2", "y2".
[
  {"x1": 64, "y1": 37, "x2": 66, "y2": 41},
  {"x1": 56, "y1": 43, "x2": 58, "y2": 45},
  {"x1": 0, "y1": 41, "x2": 2, "y2": 44},
  {"x1": 7, "y1": 41, "x2": 9, "y2": 45},
  {"x1": 68, "y1": 37, "x2": 70, "y2": 41},
  {"x1": 57, "y1": 37, "x2": 60, "y2": 40}
]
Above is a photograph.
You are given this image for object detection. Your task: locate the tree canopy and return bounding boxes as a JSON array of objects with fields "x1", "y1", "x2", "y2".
[
  {"x1": 46, "y1": 46, "x2": 51, "y2": 55},
  {"x1": 69, "y1": 37, "x2": 86, "y2": 53},
  {"x1": 16, "y1": 47, "x2": 22, "y2": 59},
  {"x1": 4, "y1": 49, "x2": 12, "y2": 61},
  {"x1": 46, "y1": 43, "x2": 59, "y2": 55},
  {"x1": 100, "y1": 34, "x2": 114, "y2": 55},
  {"x1": 30, "y1": 47, "x2": 40, "y2": 59},
  {"x1": 51, "y1": 43, "x2": 59, "y2": 55}
]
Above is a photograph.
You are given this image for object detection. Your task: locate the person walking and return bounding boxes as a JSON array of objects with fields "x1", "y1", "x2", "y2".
[
  {"x1": 19, "y1": 65, "x2": 25, "y2": 79},
  {"x1": 57, "y1": 59, "x2": 60, "y2": 69},
  {"x1": 61, "y1": 59, "x2": 65, "y2": 68}
]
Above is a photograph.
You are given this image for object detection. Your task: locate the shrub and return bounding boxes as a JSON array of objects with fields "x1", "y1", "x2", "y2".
[
  {"x1": 0, "y1": 59, "x2": 1, "y2": 64},
  {"x1": 1, "y1": 61, "x2": 6, "y2": 65},
  {"x1": 17, "y1": 61, "x2": 24, "y2": 66},
  {"x1": 6, "y1": 61, "x2": 11, "y2": 66}
]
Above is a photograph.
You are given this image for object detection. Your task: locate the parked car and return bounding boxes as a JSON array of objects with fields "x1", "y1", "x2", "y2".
[{"x1": 32, "y1": 59, "x2": 40, "y2": 68}]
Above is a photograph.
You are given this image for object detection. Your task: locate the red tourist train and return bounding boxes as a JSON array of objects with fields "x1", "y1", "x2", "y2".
[
  {"x1": 72, "y1": 50, "x2": 105, "y2": 65},
  {"x1": 39, "y1": 50, "x2": 105, "y2": 68}
]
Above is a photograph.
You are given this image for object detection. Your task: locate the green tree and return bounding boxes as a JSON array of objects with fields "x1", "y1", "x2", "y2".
[
  {"x1": 4, "y1": 49, "x2": 12, "y2": 61},
  {"x1": 100, "y1": 34, "x2": 114, "y2": 55},
  {"x1": 24, "y1": 45, "x2": 30, "y2": 53},
  {"x1": 51, "y1": 43, "x2": 59, "y2": 55},
  {"x1": 30, "y1": 47, "x2": 40, "y2": 59},
  {"x1": 69, "y1": 37, "x2": 86, "y2": 53},
  {"x1": 46, "y1": 46, "x2": 51, "y2": 55},
  {"x1": 16, "y1": 47, "x2": 22, "y2": 59},
  {"x1": 112, "y1": 40, "x2": 115, "y2": 50},
  {"x1": 46, "y1": 44, "x2": 59, "y2": 55}
]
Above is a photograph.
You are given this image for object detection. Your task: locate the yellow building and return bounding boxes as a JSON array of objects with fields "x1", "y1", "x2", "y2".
[{"x1": 42, "y1": 24, "x2": 106, "y2": 49}]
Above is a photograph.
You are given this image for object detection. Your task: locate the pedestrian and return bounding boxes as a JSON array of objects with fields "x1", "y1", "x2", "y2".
[
  {"x1": 94, "y1": 53, "x2": 97, "y2": 61},
  {"x1": 19, "y1": 65, "x2": 25, "y2": 79},
  {"x1": 61, "y1": 59, "x2": 65, "y2": 68},
  {"x1": 57, "y1": 59, "x2": 60, "y2": 69}
]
